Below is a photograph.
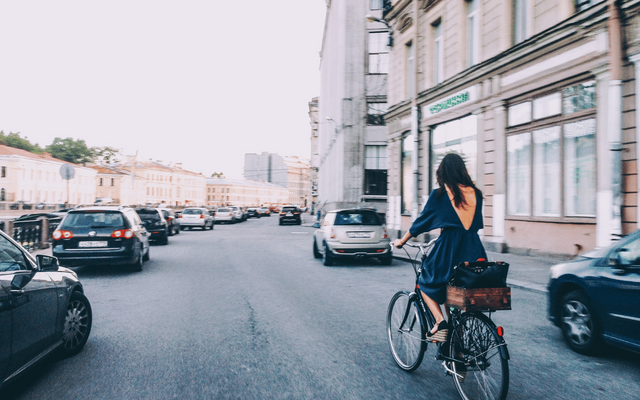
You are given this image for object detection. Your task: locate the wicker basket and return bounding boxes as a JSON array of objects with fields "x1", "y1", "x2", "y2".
[{"x1": 446, "y1": 285, "x2": 511, "y2": 312}]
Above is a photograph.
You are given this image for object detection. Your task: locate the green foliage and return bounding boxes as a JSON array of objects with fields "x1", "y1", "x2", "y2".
[
  {"x1": 0, "y1": 131, "x2": 43, "y2": 154},
  {"x1": 92, "y1": 146, "x2": 121, "y2": 164},
  {"x1": 211, "y1": 172, "x2": 224, "y2": 178},
  {"x1": 45, "y1": 137, "x2": 94, "y2": 164}
]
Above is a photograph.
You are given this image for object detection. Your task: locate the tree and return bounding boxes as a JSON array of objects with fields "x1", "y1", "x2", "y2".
[
  {"x1": 0, "y1": 131, "x2": 43, "y2": 154},
  {"x1": 92, "y1": 146, "x2": 121, "y2": 164},
  {"x1": 45, "y1": 137, "x2": 94, "y2": 164},
  {"x1": 211, "y1": 172, "x2": 225, "y2": 178}
]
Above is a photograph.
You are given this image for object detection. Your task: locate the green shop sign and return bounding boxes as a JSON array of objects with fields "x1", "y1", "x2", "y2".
[{"x1": 429, "y1": 92, "x2": 470, "y2": 115}]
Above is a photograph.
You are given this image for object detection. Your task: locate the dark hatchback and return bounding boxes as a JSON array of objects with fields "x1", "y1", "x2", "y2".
[
  {"x1": 279, "y1": 206, "x2": 301, "y2": 225},
  {"x1": 136, "y1": 208, "x2": 169, "y2": 245},
  {"x1": 548, "y1": 230, "x2": 640, "y2": 355},
  {"x1": 52, "y1": 206, "x2": 150, "y2": 271},
  {"x1": 0, "y1": 230, "x2": 92, "y2": 390},
  {"x1": 160, "y1": 208, "x2": 180, "y2": 236}
]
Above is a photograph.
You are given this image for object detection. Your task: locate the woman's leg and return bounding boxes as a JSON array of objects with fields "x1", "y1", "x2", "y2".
[{"x1": 421, "y1": 291, "x2": 445, "y2": 334}]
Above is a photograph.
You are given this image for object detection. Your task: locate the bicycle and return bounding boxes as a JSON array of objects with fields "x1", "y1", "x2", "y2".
[{"x1": 387, "y1": 240, "x2": 510, "y2": 400}]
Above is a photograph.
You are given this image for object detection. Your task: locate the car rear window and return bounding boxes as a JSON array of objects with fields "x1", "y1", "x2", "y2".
[
  {"x1": 334, "y1": 212, "x2": 381, "y2": 226},
  {"x1": 183, "y1": 209, "x2": 203, "y2": 215},
  {"x1": 282, "y1": 207, "x2": 297, "y2": 212},
  {"x1": 61, "y1": 211, "x2": 125, "y2": 228},
  {"x1": 217, "y1": 208, "x2": 230, "y2": 212},
  {"x1": 137, "y1": 210, "x2": 161, "y2": 221}
]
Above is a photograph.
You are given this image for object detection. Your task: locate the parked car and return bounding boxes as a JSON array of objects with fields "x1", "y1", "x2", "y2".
[
  {"x1": 9, "y1": 201, "x2": 33, "y2": 210},
  {"x1": 279, "y1": 205, "x2": 302, "y2": 225},
  {"x1": 258, "y1": 207, "x2": 271, "y2": 217},
  {"x1": 548, "y1": 230, "x2": 640, "y2": 355},
  {"x1": 0, "y1": 229, "x2": 92, "y2": 390},
  {"x1": 214, "y1": 207, "x2": 234, "y2": 224},
  {"x1": 52, "y1": 205, "x2": 150, "y2": 271},
  {"x1": 179, "y1": 207, "x2": 214, "y2": 230},
  {"x1": 228, "y1": 206, "x2": 246, "y2": 222},
  {"x1": 312, "y1": 208, "x2": 391, "y2": 266},
  {"x1": 160, "y1": 209, "x2": 180, "y2": 236},
  {"x1": 246, "y1": 208, "x2": 261, "y2": 218},
  {"x1": 135, "y1": 208, "x2": 170, "y2": 245}
]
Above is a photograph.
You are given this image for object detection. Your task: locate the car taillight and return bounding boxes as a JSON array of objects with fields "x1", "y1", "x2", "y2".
[
  {"x1": 280, "y1": 212, "x2": 285, "y2": 216},
  {"x1": 383, "y1": 229, "x2": 389, "y2": 239},
  {"x1": 53, "y1": 230, "x2": 73, "y2": 240},
  {"x1": 112, "y1": 229, "x2": 134, "y2": 239},
  {"x1": 330, "y1": 229, "x2": 336, "y2": 239},
  {"x1": 294, "y1": 212, "x2": 300, "y2": 215},
  {"x1": 178, "y1": 214, "x2": 182, "y2": 218},
  {"x1": 166, "y1": 217, "x2": 172, "y2": 222},
  {"x1": 200, "y1": 214, "x2": 205, "y2": 219}
]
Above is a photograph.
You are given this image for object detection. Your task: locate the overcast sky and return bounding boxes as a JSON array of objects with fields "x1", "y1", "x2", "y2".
[{"x1": 0, "y1": 1, "x2": 326, "y2": 179}]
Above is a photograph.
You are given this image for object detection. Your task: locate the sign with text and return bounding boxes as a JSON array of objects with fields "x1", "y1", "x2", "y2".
[{"x1": 423, "y1": 86, "x2": 477, "y2": 118}]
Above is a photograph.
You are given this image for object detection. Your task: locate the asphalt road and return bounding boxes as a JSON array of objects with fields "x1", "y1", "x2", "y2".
[{"x1": 3, "y1": 216, "x2": 639, "y2": 399}]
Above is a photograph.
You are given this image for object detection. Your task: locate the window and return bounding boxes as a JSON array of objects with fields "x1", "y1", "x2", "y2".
[
  {"x1": 466, "y1": 0, "x2": 480, "y2": 67},
  {"x1": 368, "y1": 32, "x2": 389, "y2": 74},
  {"x1": 1, "y1": 166, "x2": 5, "y2": 178},
  {"x1": 0, "y1": 188, "x2": 4, "y2": 201},
  {"x1": 401, "y1": 134, "x2": 414, "y2": 214},
  {"x1": 575, "y1": 0, "x2": 604, "y2": 12},
  {"x1": 433, "y1": 20, "x2": 443, "y2": 84},
  {"x1": 431, "y1": 115, "x2": 478, "y2": 188},
  {"x1": 99, "y1": 178, "x2": 103, "y2": 186},
  {"x1": 514, "y1": 0, "x2": 528, "y2": 44},
  {"x1": 367, "y1": 102, "x2": 387, "y2": 126},
  {"x1": 506, "y1": 81, "x2": 597, "y2": 218},
  {"x1": 370, "y1": 0, "x2": 383, "y2": 10},
  {"x1": 365, "y1": 145, "x2": 387, "y2": 196}
]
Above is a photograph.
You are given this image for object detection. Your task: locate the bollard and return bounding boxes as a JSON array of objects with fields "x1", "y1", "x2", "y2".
[{"x1": 39, "y1": 217, "x2": 50, "y2": 249}]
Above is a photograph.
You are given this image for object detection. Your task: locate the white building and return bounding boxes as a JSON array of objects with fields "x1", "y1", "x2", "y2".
[
  {"x1": 0, "y1": 145, "x2": 97, "y2": 206},
  {"x1": 205, "y1": 178, "x2": 289, "y2": 207}
]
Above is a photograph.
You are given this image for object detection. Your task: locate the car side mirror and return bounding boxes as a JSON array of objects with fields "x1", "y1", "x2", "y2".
[
  {"x1": 37, "y1": 255, "x2": 59, "y2": 272},
  {"x1": 11, "y1": 273, "x2": 32, "y2": 290}
]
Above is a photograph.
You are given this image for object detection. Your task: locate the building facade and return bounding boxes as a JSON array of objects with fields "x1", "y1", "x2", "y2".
[
  {"x1": 317, "y1": 0, "x2": 390, "y2": 212},
  {"x1": 384, "y1": 0, "x2": 640, "y2": 256},
  {"x1": 309, "y1": 97, "x2": 320, "y2": 212},
  {"x1": 92, "y1": 166, "x2": 147, "y2": 206},
  {"x1": 283, "y1": 156, "x2": 311, "y2": 207},
  {"x1": 205, "y1": 178, "x2": 289, "y2": 207},
  {"x1": 244, "y1": 152, "x2": 288, "y2": 188},
  {"x1": 0, "y1": 145, "x2": 97, "y2": 206}
]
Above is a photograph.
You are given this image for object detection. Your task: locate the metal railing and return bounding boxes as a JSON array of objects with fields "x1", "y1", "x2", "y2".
[{"x1": 12, "y1": 220, "x2": 42, "y2": 252}]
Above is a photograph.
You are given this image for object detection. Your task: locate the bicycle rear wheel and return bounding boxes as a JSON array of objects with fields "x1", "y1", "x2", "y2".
[
  {"x1": 386, "y1": 291, "x2": 427, "y2": 371},
  {"x1": 449, "y1": 312, "x2": 509, "y2": 400}
]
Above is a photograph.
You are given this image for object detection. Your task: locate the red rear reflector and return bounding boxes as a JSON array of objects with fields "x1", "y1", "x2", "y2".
[
  {"x1": 497, "y1": 326, "x2": 504, "y2": 337},
  {"x1": 337, "y1": 250, "x2": 345, "y2": 253},
  {"x1": 477, "y1": 258, "x2": 486, "y2": 262},
  {"x1": 376, "y1": 249, "x2": 384, "y2": 253}
]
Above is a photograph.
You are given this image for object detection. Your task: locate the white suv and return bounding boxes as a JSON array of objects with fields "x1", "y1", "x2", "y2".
[{"x1": 228, "y1": 206, "x2": 246, "y2": 222}]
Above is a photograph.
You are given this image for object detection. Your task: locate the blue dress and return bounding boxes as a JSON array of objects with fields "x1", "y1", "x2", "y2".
[{"x1": 409, "y1": 189, "x2": 487, "y2": 304}]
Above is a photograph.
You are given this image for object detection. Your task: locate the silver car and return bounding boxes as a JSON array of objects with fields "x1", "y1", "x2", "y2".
[
  {"x1": 313, "y1": 208, "x2": 391, "y2": 266},
  {"x1": 214, "y1": 207, "x2": 235, "y2": 224},
  {"x1": 179, "y1": 207, "x2": 214, "y2": 230}
]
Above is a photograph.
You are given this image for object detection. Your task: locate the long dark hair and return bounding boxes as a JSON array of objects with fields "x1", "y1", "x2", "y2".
[{"x1": 436, "y1": 153, "x2": 481, "y2": 208}]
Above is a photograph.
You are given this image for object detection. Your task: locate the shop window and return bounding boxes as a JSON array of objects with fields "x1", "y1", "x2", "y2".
[
  {"x1": 431, "y1": 115, "x2": 478, "y2": 188},
  {"x1": 401, "y1": 134, "x2": 414, "y2": 214},
  {"x1": 365, "y1": 146, "x2": 388, "y2": 196},
  {"x1": 506, "y1": 82, "x2": 596, "y2": 219},
  {"x1": 368, "y1": 32, "x2": 389, "y2": 74},
  {"x1": 367, "y1": 102, "x2": 387, "y2": 125},
  {"x1": 513, "y1": 0, "x2": 528, "y2": 44}
]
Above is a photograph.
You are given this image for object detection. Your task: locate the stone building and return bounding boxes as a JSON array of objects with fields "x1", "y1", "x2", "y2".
[
  {"x1": 283, "y1": 156, "x2": 311, "y2": 207},
  {"x1": 317, "y1": 0, "x2": 390, "y2": 212},
  {"x1": 309, "y1": 97, "x2": 320, "y2": 212},
  {"x1": 383, "y1": 0, "x2": 640, "y2": 256},
  {"x1": 0, "y1": 145, "x2": 97, "y2": 206},
  {"x1": 205, "y1": 178, "x2": 289, "y2": 207}
]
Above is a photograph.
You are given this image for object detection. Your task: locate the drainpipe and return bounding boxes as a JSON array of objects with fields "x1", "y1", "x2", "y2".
[
  {"x1": 608, "y1": 0, "x2": 623, "y2": 240},
  {"x1": 411, "y1": 0, "x2": 420, "y2": 221}
]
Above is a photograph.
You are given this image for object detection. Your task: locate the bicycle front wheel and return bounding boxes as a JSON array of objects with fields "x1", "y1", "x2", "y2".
[
  {"x1": 449, "y1": 312, "x2": 509, "y2": 400},
  {"x1": 386, "y1": 291, "x2": 427, "y2": 371}
]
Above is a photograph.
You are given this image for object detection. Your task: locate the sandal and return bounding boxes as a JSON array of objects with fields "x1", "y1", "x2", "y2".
[{"x1": 426, "y1": 320, "x2": 449, "y2": 342}]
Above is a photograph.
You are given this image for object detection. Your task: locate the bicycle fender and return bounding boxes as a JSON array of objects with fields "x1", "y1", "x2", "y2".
[{"x1": 498, "y1": 339, "x2": 510, "y2": 360}]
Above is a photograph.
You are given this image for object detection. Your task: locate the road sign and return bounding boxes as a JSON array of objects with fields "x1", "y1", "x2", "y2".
[{"x1": 60, "y1": 164, "x2": 75, "y2": 180}]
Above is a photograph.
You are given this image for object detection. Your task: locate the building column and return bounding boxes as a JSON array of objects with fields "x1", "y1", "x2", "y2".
[
  {"x1": 490, "y1": 101, "x2": 506, "y2": 250},
  {"x1": 421, "y1": 126, "x2": 432, "y2": 209}
]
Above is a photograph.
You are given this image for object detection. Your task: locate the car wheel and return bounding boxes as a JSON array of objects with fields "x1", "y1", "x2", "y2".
[
  {"x1": 323, "y1": 244, "x2": 333, "y2": 266},
  {"x1": 175, "y1": 226, "x2": 180, "y2": 235},
  {"x1": 59, "y1": 291, "x2": 92, "y2": 358},
  {"x1": 560, "y1": 290, "x2": 601, "y2": 355},
  {"x1": 180, "y1": 226, "x2": 186, "y2": 231},
  {"x1": 313, "y1": 240, "x2": 322, "y2": 259},
  {"x1": 380, "y1": 254, "x2": 393, "y2": 265},
  {"x1": 279, "y1": 220, "x2": 283, "y2": 226},
  {"x1": 161, "y1": 233, "x2": 168, "y2": 245},
  {"x1": 210, "y1": 221, "x2": 214, "y2": 230},
  {"x1": 167, "y1": 226, "x2": 174, "y2": 237}
]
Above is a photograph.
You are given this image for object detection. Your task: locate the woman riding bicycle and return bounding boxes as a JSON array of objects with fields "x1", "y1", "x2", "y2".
[{"x1": 393, "y1": 153, "x2": 487, "y2": 342}]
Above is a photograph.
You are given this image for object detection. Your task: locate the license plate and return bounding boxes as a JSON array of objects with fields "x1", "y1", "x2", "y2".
[
  {"x1": 79, "y1": 241, "x2": 108, "y2": 248},
  {"x1": 347, "y1": 232, "x2": 372, "y2": 238},
  {"x1": 286, "y1": 213, "x2": 293, "y2": 216}
]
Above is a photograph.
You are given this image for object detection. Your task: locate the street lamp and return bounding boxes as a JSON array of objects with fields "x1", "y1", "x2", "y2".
[{"x1": 366, "y1": 15, "x2": 393, "y2": 46}]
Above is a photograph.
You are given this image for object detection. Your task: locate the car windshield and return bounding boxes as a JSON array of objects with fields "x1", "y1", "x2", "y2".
[
  {"x1": 61, "y1": 211, "x2": 124, "y2": 228},
  {"x1": 183, "y1": 209, "x2": 203, "y2": 215},
  {"x1": 137, "y1": 210, "x2": 161, "y2": 221},
  {"x1": 217, "y1": 208, "x2": 230, "y2": 212},
  {"x1": 334, "y1": 212, "x2": 381, "y2": 226}
]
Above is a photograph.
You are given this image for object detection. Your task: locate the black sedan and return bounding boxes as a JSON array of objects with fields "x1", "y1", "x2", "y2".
[
  {"x1": 0, "y1": 230, "x2": 92, "y2": 390},
  {"x1": 548, "y1": 230, "x2": 640, "y2": 355}
]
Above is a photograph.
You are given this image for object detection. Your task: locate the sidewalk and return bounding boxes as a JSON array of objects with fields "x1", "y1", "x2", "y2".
[{"x1": 391, "y1": 244, "x2": 567, "y2": 294}]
